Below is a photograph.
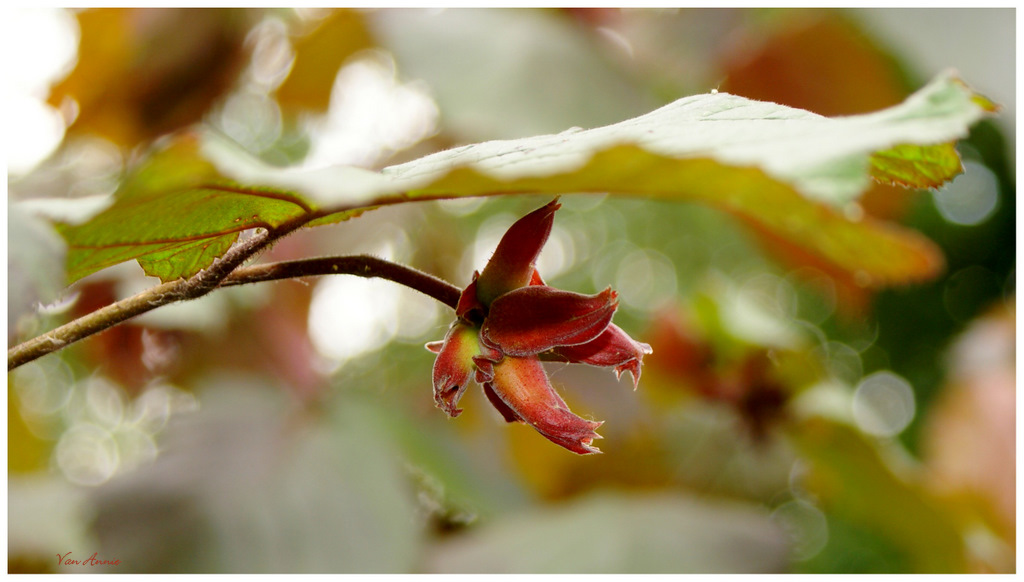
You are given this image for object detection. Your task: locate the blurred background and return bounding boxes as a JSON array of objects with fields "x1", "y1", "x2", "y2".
[{"x1": 7, "y1": 8, "x2": 1015, "y2": 573}]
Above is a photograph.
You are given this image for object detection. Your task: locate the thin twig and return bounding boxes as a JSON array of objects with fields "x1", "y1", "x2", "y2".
[
  {"x1": 223, "y1": 255, "x2": 461, "y2": 309},
  {"x1": 7, "y1": 248, "x2": 461, "y2": 371},
  {"x1": 9, "y1": 214, "x2": 309, "y2": 371},
  {"x1": 8, "y1": 193, "x2": 486, "y2": 371}
]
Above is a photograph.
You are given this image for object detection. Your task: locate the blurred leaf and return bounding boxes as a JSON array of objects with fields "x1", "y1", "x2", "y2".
[
  {"x1": 720, "y1": 11, "x2": 908, "y2": 117},
  {"x1": 715, "y1": 13, "x2": 1002, "y2": 314},
  {"x1": 56, "y1": 135, "x2": 319, "y2": 283},
  {"x1": 274, "y1": 9, "x2": 375, "y2": 113},
  {"x1": 381, "y1": 409, "x2": 531, "y2": 520},
  {"x1": 369, "y1": 8, "x2": 656, "y2": 140},
  {"x1": 90, "y1": 381, "x2": 420, "y2": 573},
  {"x1": 8, "y1": 204, "x2": 67, "y2": 338},
  {"x1": 49, "y1": 8, "x2": 254, "y2": 147},
  {"x1": 790, "y1": 417, "x2": 967, "y2": 572},
  {"x1": 8, "y1": 475, "x2": 94, "y2": 570},
  {"x1": 8, "y1": 390, "x2": 51, "y2": 474},
  {"x1": 921, "y1": 299, "x2": 1015, "y2": 548},
  {"x1": 424, "y1": 491, "x2": 789, "y2": 573},
  {"x1": 797, "y1": 512, "x2": 910, "y2": 573}
]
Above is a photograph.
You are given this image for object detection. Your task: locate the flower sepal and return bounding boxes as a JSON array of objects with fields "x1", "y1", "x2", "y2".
[
  {"x1": 485, "y1": 356, "x2": 604, "y2": 455},
  {"x1": 544, "y1": 323, "x2": 654, "y2": 389},
  {"x1": 481, "y1": 286, "x2": 618, "y2": 357},
  {"x1": 430, "y1": 321, "x2": 483, "y2": 417}
]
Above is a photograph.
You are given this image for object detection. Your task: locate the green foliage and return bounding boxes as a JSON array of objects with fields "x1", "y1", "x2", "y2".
[
  {"x1": 56, "y1": 137, "x2": 316, "y2": 283},
  {"x1": 57, "y1": 73, "x2": 991, "y2": 286}
]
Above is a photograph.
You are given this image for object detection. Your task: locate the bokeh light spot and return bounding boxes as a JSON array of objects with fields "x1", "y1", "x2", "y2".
[
  {"x1": 943, "y1": 265, "x2": 1001, "y2": 323},
  {"x1": 55, "y1": 423, "x2": 120, "y2": 486},
  {"x1": 464, "y1": 212, "x2": 514, "y2": 277},
  {"x1": 84, "y1": 376, "x2": 125, "y2": 428},
  {"x1": 8, "y1": 96, "x2": 67, "y2": 176},
  {"x1": 771, "y1": 499, "x2": 829, "y2": 561},
  {"x1": 535, "y1": 224, "x2": 576, "y2": 281},
  {"x1": 813, "y1": 341, "x2": 863, "y2": 386},
  {"x1": 303, "y1": 50, "x2": 439, "y2": 169},
  {"x1": 932, "y1": 160, "x2": 1000, "y2": 226},
  {"x1": 722, "y1": 274, "x2": 802, "y2": 348},
  {"x1": 614, "y1": 249, "x2": 678, "y2": 312},
  {"x1": 218, "y1": 90, "x2": 284, "y2": 153},
  {"x1": 308, "y1": 272, "x2": 441, "y2": 367},
  {"x1": 308, "y1": 276, "x2": 401, "y2": 364},
  {"x1": 852, "y1": 371, "x2": 915, "y2": 438}
]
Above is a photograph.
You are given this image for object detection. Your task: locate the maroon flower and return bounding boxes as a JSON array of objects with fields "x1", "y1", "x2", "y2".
[{"x1": 425, "y1": 199, "x2": 652, "y2": 454}]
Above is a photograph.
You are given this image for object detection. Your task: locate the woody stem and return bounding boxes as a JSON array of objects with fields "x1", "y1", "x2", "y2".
[
  {"x1": 221, "y1": 254, "x2": 462, "y2": 309},
  {"x1": 8, "y1": 251, "x2": 461, "y2": 371}
]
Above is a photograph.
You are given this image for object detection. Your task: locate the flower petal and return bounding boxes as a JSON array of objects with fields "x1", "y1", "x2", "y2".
[
  {"x1": 476, "y1": 198, "x2": 560, "y2": 305},
  {"x1": 485, "y1": 355, "x2": 603, "y2": 455},
  {"x1": 481, "y1": 382, "x2": 520, "y2": 423},
  {"x1": 431, "y1": 322, "x2": 481, "y2": 417},
  {"x1": 455, "y1": 271, "x2": 486, "y2": 323},
  {"x1": 545, "y1": 324, "x2": 653, "y2": 389},
  {"x1": 481, "y1": 286, "x2": 618, "y2": 357}
]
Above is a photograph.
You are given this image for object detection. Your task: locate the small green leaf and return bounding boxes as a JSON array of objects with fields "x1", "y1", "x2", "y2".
[
  {"x1": 57, "y1": 136, "x2": 318, "y2": 283},
  {"x1": 869, "y1": 143, "x2": 963, "y2": 189}
]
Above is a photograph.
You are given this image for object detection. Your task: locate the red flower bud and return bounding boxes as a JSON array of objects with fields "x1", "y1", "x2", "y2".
[{"x1": 426, "y1": 199, "x2": 651, "y2": 454}]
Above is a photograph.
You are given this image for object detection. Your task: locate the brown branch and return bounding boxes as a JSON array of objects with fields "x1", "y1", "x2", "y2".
[
  {"x1": 7, "y1": 247, "x2": 461, "y2": 371},
  {"x1": 222, "y1": 255, "x2": 461, "y2": 309},
  {"x1": 9, "y1": 214, "x2": 309, "y2": 371},
  {"x1": 8, "y1": 194, "x2": 480, "y2": 371}
]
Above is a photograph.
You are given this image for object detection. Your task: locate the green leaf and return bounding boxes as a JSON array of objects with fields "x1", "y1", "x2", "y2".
[
  {"x1": 365, "y1": 71, "x2": 990, "y2": 206},
  {"x1": 208, "y1": 72, "x2": 990, "y2": 286},
  {"x1": 790, "y1": 417, "x2": 968, "y2": 573},
  {"x1": 869, "y1": 143, "x2": 963, "y2": 189},
  {"x1": 57, "y1": 136, "x2": 317, "y2": 283},
  {"x1": 59, "y1": 73, "x2": 992, "y2": 287},
  {"x1": 134, "y1": 234, "x2": 240, "y2": 283},
  {"x1": 393, "y1": 148, "x2": 944, "y2": 286}
]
